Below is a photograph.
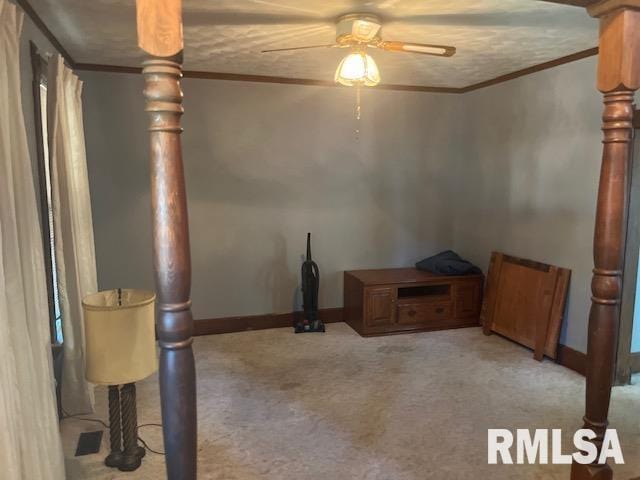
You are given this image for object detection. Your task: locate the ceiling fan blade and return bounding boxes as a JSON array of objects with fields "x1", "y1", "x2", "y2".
[
  {"x1": 261, "y1": 44, "x2": 339, "y2": 53},
  {"x1": 378, "y1": 41, "x2": 456, "y2": 57}
]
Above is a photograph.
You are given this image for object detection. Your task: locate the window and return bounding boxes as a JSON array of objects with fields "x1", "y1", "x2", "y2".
[{"x1": 31, "y1": 43, "x2": 63, "y2": 345}]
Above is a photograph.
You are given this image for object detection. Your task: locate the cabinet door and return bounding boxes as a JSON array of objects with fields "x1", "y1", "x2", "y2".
[
  {"x1": 454, "y1": 282, "x2": 481, "y2": 319},
  {"x1": 364, "y1": 287, "x2": 395, "y2": 327}
]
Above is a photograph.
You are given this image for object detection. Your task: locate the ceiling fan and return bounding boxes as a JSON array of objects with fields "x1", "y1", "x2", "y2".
[{"x1": 261, "y1": 13, "x2": 456, "y2": 86}]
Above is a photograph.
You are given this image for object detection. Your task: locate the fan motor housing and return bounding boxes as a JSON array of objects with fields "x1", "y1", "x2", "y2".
[{"x1": 336, "y1": 14, "x2": 382, "y2": 46}]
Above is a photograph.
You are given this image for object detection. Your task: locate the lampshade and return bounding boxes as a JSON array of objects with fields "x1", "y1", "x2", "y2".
[
  {"x1": 83, "y1": 289, "x2": 157, "y2": 385},
  {"x1": 335, "y1": 51, "x2": 380, "y2": 86}
]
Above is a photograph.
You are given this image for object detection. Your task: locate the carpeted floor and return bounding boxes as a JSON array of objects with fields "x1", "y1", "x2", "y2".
[{"x1": 61, "y1": 323, "x2": 640, "y2": 479}]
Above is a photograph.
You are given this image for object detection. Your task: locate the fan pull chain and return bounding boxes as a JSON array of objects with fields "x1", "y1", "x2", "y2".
[
  {"x1": 356, "y1": 83, "x2": 361, "y2": 121},
  {"x1": 355, "y1": 83, "x2": 361, "y2": 140}
]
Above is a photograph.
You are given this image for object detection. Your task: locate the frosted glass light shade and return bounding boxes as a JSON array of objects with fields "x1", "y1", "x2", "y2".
[
  {"x1": 83, "y1": 289, "x2": 157, "y2": 385},
  {"x1": 335, "y1": 51, "x2": 380, "y2": 86}
]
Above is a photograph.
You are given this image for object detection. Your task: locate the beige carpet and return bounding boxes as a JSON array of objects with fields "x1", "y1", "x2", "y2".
[{"x1": 61, "y1": 323, "x2": 640, "y2": 479}]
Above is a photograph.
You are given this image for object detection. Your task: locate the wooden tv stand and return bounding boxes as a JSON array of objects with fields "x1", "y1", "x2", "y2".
[{"x1": 344, "y1": 268, "x2": 484, "y2": 336}]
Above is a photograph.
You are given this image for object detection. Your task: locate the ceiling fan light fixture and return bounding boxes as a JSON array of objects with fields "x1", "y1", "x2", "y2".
[{"x1": 334, "y1": 51, "x2": 380, "y2": 87}]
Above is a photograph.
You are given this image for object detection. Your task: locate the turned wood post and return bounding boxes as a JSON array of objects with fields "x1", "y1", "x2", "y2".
[
  {"x1": 135, "y1": 2, "x2": 196, "y2": 478},
  {"x1": 142, "y1": 55, "x2": 197, "y2": 480},
  {"x1": 572, "y1": 2, "x2": 640, "y2": 479}
]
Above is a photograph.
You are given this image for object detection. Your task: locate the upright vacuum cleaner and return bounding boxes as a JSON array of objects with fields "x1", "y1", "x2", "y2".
[{"x1": 295, "y1": 233, "x2": 325, "y2": 333}]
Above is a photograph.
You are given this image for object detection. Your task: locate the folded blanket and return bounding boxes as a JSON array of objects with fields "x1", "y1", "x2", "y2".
[{"x1": 415, "y1": 250, "x2": 482, "y2": 276}]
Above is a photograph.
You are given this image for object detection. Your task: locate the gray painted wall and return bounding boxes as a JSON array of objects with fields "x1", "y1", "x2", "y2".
[
  {"x1": 451, "y1": 57, "x2": 603, "y2": 352},
  {"x1": 81, "y1": 72, "x2": 463, "y2": 319},
  {"x1": 80, "y1": 56, "x2": 621, "y2": 352}
]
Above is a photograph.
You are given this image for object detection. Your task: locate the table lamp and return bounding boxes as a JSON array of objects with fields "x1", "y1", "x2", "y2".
[{"x1": 83, "y1": 288, "x2": 157, "y2": 471}]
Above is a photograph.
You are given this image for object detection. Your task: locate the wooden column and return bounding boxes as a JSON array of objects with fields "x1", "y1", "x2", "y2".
[
  {"x1": 136, "y1": 1, "x2": 196, "y2": 478},
  {"x1": 572, "y1": 2, "x2": 640, "y2": 479},
  {"x1": 142, "y1": 55, "x2": 197, "y2": 479}
]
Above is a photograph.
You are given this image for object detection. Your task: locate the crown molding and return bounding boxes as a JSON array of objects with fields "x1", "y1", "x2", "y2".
[
  {"x1": 539, "y1": 0, "x2": 599, "y2": 6},
  {"x1": 75, "y1": 48, "x2": 599, "y2": 94},
  {"x1": 14, "y1": 0, "x2": 75, "y2": 66},
  {"x1": 19, "y1": 0, "x2": 598, "y2": 95},
  {"x1": 459, "y1": 47, "x2": 598, "y2": 92},
  {"x1": 73, "y1": 62, "x2": 463, "y2": 93}
]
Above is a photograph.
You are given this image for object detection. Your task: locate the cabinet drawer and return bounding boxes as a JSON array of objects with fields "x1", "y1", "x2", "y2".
[{"x1": 397, "y1": 302, "x2": 452, "y2": 325}]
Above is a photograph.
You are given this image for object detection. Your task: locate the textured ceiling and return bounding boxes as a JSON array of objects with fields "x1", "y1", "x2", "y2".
[{"x1": 28, "y1": 0, "x2": 598, "y2": 88}]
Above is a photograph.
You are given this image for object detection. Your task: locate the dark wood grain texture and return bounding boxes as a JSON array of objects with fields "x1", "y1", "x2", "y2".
[
  {"x1": 344, "y1": 269, "x2": 483, "y2": 337},
  {"x1": 572, "y1": 3, "x2": 640, "y2": 479},
  {"x1": 142, "y1": 55, "x2": 197, "y2": 480},
  {"x1": 577, "y1": 90, "x2": 633, "y2": 476}
]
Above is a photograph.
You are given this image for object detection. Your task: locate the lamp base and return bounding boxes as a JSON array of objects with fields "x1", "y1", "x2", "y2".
[
  {"x1": 118, "y1": 446, "x2": 146, "y2": 471},
  {"x1": 105, "y1": 385, "x2": 124, "y2": 468},
  {"x1": 104, "y1": 451, "x2": 123, "y2": 468},
  {"x1": 117, "y1": 383, "x2": 145, "y2": 472},
  {"x1": 118, "y1": 452, "x2": 142, "y2": 472},
  {"x1": 105, "y1": 383, "x2": 146, "y2": 472}
]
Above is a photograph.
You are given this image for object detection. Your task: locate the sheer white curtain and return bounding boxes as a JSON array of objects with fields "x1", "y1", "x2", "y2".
[
  {"x1": 0, "y1": 1, "x2": 65, "y2": 478},
  {"x1": 48, "y1": 55, "x2": 97, "y2": 413}
]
